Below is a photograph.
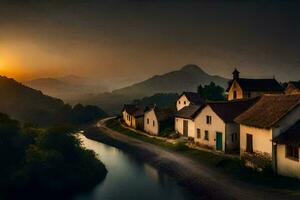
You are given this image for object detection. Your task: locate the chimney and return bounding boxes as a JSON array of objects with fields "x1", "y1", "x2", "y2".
[{"x1": 232, "y1": 68, "x2": 240, "y2": 79}]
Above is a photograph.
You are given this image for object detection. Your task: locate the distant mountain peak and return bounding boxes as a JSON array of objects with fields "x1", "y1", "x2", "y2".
[{"x1": 180, "y1": 64, "x2": 205, "y2": 73}]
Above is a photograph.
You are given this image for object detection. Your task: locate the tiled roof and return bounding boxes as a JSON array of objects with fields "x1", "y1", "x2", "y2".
[
  {"x1": 123, "y1": 104, "x2": 144, "y2": 117},
  {"x1": 235, "y1": 94, "x2": 300, "y2": 128},
  {"x1": 152, "y1": 106, "x2": 175, "y2": 122},
  {"x1": 180, "y1": 92, "x2": 205, "y2": 105},
  {"x1": 208, "y1": 97, "x2": 260, "y2": 123},
  {"x1": 227, "y1": 78, "x2": 284, "y2": 92},
  {"x1": 274, "y1": 120, "x2": 300, "y2": 147},
  {"x1": 174, "y1": 104, "x2": 204, "y2": 119}
]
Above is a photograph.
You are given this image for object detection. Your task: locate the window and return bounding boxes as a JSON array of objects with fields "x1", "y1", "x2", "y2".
[
  {"x1": 286, "y1": 145, "x2": 299, "y2": 161},
  {"x1": 204, "y1": 130, "x2": 209, "y2": 141},
  {"x1": 233, "y1": 91, "x2": 237, "y2": 99},
  {"x1": 178, "y1": 101, "x2": 181, "y2": 104},
  {"x1": 147, "y1": 118, "x2": 149, "y2": 124},
  {"x1": 246, "y1": 134, "x2": 253, "y2": 153},
  {"x1": 153, "y1": 120, "x2": 155, "y2": 127},
  {"x1": 206, "y1": 116, "x2": 212, "y2": 124},
  {"x1": 184, "y1": 101, "x2": 186, "y2": 105},
  {"x1": 197, "y1": 129, "x2": 201, "y2": 139}
]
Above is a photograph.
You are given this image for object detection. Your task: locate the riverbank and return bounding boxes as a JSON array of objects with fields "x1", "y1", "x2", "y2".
[{"x1": 84, "y1": 117, "x2": 300, "y2": 200}]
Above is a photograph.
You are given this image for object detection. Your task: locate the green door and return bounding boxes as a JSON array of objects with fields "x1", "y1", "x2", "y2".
[{"x1": 216, "y1": 132, "x2": 223, "y2": 151}]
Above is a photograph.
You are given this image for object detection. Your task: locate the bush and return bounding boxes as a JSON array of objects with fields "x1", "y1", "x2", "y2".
[{"x1": 0, "y1": 114, "x2": 107, "y2": 199}]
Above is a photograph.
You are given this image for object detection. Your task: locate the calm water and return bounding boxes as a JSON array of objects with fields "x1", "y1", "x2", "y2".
[{"x1": 76, "y1": 134, "x2": 198, "y2": 200}]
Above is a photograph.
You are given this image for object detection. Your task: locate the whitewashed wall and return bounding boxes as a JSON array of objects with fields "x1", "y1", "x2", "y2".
[
  {"x1": 176, "y1": 95, "x2": 190, "y2": 111},
  {"x1": 194, "y1": 106, "x2": 226, "y2": 151},
  {"x1": 144, "y1": 109, "x2": 159, "y2": 135}
]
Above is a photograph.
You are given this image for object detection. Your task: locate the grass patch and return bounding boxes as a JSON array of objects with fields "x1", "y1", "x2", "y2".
[{"x1": 106, "y1": 118, "x2": 300, "y2": 191}]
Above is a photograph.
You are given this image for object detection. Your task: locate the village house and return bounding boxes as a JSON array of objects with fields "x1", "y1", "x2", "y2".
[
  {"x1": 144, "y1": 106, "x2": 174, "y2": 136},
  {"x1": 273, "y1": 120, "x2": 300, "y2": 179},
  {"x1": 227, "y1": 69, "x2": 284, "y2": 101},
  {"x1": 122, "y1": 104, "x2": 145, "y2": 130},
  {"x1": 235, "y1": 94, "x2": 300, "y2": 170},
  {"x1": 176, "y1": 92, "x2": 205, "y2": 111},
  {"x1": 285, "y1": 81, "x2": 300, "y2": 94},
  {"x1": 174, "y1": 104, "x2": 204, "y2": 138},
  {"x1": 192, "y1": 97, "x2": 259, "y2": 152}
]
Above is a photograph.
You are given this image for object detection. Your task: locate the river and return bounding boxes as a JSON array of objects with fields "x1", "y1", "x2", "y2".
[{"x1": 76, "y1": 134, "x2": 198, "y2": 200}]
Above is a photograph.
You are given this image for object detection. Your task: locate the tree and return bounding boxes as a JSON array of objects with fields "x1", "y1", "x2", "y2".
[{"x1": 197, "y1": 82, "x2": 226, "y2": 101}]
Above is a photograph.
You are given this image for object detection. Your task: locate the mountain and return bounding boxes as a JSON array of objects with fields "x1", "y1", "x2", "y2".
[
  {"x1": 81, "y1": 64, "x2": 228, "y2": 113},
  {"x1": 113, "y1": 64, "x2": 227, "y2": 96},
  {"x1": 0, "y1": 76, "x2": 106, "y2": 126},
  {"x1": 24, "y1": 75, "x2": 108, "y2": 102}
]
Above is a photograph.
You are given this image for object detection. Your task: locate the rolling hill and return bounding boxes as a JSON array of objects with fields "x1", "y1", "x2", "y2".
[
  {"x1": 24, "y1": 75, "x2": 108, "y2": 102},
  {"x1": 81, "y1": 64, "x2": 228, "y2": 113},
  {"x1": 0, "y1": 76, "x2": 106, "y2": 126}
]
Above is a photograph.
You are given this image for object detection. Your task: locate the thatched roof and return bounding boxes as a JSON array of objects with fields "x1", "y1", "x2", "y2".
[
  {"x1": 174, "y1": 104, "x2": 204, "y2": 119},
  {"x1": 274, "y1": 120, "x2": 300, "y2": 147},
  {"x1": 208, "y1": 97, "x2": 260, "y2": 123},
  {"x1": 179, "y1": 92, "x2": 205, "y2": 105},
  {"x1": 235, "y1": 94, "x2": 300, "y2": 128},
  {"x1": 123, "y1": 104, "x2": 144, "y2": 117},
  {"x1": 227, "y1": 78, "x2": 284, "y2": 92}
]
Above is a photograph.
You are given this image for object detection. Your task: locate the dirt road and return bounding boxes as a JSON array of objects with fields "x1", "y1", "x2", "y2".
[{"x1": 86, "y1": 117, "x2": 299, "y2": 200}]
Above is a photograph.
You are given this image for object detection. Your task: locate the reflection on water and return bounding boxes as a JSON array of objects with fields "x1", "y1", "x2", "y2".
[{"x1": 76, "y1": 134, "x2": 198, "y2": 200}]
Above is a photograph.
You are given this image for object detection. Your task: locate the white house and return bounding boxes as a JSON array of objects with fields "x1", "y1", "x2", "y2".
[
  {"x1": 176, "y1": 92, "x2": 205, "y2": 111},
  {"x1": 122, "y1": 104, "x2": 144, "y2": 130},
  {"x1": 144, "y1": 106, "x2": 174, "y2": 135},
  {"x1": 274, "y1": 120, "x2": 300, "y2": 179},
  {"x1": 193, "y1": 98, "x2": 259, "y2": 152},
  {"x1": 174, "y1": 104, "x2": 203, "y2": 138},
  {"x1": 235, "y1": 94, "x2": 300, "y2": 169}
]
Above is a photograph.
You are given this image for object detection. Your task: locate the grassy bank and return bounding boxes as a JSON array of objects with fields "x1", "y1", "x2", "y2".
[{"x1": 106, "y1": 118, "x2": 300, "y2": 191}]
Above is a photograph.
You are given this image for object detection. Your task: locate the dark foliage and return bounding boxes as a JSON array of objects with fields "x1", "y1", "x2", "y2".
[
  {"x1": 0, "y1": 113, "x2": 107, "y2": 199},
  {"x1": 132, "y1": 93, "x2": 178, "y2": 109},
  {"x1": 197, "y1": 82, "x2": 226, "y2": 101}
]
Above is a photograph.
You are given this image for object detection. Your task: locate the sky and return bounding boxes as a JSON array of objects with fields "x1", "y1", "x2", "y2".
[{"x1": 0, "y1": 0, "x2": 300, "y2": 83}]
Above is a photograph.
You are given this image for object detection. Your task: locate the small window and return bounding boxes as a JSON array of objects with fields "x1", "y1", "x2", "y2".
[
  {"x1": 233, "y1": 91, "x2": 237, "y2": 99},
  {"x1": 197, "y1": 129, "x2": 201, "y2": 139},
  {"x1": 206, "y1": 116, "x2": 212, "y2": 124},
  {"x1": 184, "y1": 101, "x2": 186, "y2": 105},
  {"x1": 246, "y1": 134, "x2": 253, "y2": 153},
  {"x1": 286, "y1": 145, "x2": 299, "y2": 161},
  {"x1": 205, "y1": 130, "x2": 209, "y2": 141},
  {"x1": 147, "y1": 118, "x2": 149, "y2": 124},
  {"x1": 153, "y1": 120, "x2": 155, "y2": 127},
  {"x1": 178, "y1": 101, "x2": 181, "y2": 104}
]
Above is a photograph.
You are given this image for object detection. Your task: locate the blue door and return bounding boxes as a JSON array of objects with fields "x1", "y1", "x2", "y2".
[{"x1": 216, "y1": 132, "x2": 223, "y2": 151}]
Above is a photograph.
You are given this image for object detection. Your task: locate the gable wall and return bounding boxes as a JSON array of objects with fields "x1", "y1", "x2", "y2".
[
  {"x1": 194, "y1": 106, "x2": 226, "y2": 151},
  {"x1": 228, "y1": 80, "x2": 244, "y2": 101},
  {"x1": 144, "y1": 109, "x2": 159, "y2": 135},
  {"x1": 176, "y1": 95, "x2": 190, "y2": 111}
]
